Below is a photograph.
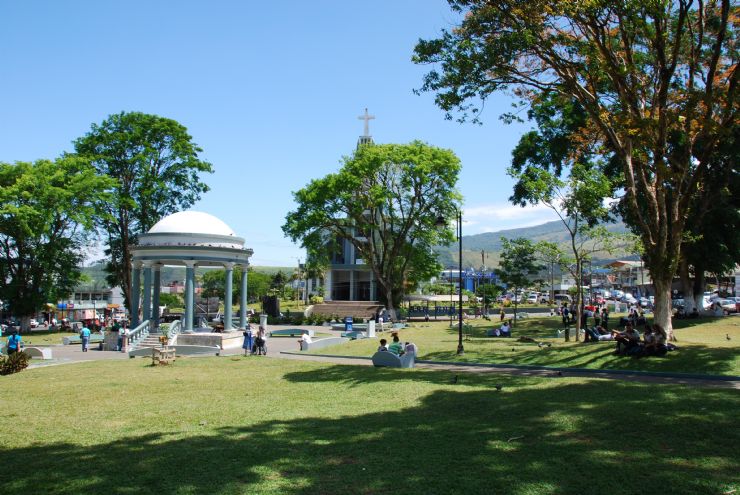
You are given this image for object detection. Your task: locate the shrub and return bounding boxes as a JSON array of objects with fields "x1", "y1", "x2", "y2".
[
  {"x1": 309, "y1": 295, "x2": 324, "y2": 305},
  {"x1": 0, "y1": 352, "x2": 30, "y2": 375}
]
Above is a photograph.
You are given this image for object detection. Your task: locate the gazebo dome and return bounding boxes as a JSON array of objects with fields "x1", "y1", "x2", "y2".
[{"x1": 148, "y1": 211, "x2": 235, "y2": 237}]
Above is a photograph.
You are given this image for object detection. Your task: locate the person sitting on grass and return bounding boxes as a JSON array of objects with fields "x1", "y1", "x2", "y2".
[
  {"x1": 612, "y1": 324, "x2": 641, "y2": 355},
  {"x1": 500, "y1": 320, "x2": 512, "y2": 337},
  {"x1": 388, "y1": 335, "x2": 405, "y2": 355},
  {"x1": 377, "y1": 338, "x2": 388, "y2": 352},
  {"x1": 643, "y1": 324, "x2": 668, "y2": 357}
]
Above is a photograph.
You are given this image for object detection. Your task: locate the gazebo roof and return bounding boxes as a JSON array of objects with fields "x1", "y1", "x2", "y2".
[{"x1": 149, "y1": 211, "x2": 236, "y2": 237}]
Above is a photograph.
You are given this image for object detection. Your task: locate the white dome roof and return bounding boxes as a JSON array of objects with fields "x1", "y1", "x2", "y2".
[{"x1": 148, "y1": 211, "x2": 236, "y2": 237}]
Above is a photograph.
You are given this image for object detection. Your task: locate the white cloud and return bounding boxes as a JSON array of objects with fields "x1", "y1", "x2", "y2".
[{"x1": 462, "y1": 202, "x2": 561, "y2": 234}]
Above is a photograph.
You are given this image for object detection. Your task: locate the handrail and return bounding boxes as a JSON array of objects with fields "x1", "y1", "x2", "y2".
[
  {"x1": 127, "y1": 320, "x2": 151, "y2": 350},
  {"x1": 167, "y1": 320, "x2": 182, "y2": 344}
]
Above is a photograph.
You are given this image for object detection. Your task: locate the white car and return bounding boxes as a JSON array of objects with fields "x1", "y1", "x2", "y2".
[{"x1": 526, "y1": 295, "x2": 538, "y2": 304}]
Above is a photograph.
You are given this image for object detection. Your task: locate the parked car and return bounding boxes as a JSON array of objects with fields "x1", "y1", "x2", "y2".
[
  {"x1": 621, "y1": 293, "x2": 638, "y2": 304},
  {"x1": 717, "y1": 298, "x2": 738, "y2": 315},
  {"x1": 29, "y1": 318, "x2": 39, "y2": 328},
  {"x1": 553, "y1": 294, "x2": 572, "y2": 304},
  {"x1": 638, "y1": 297, "x2": 650, "y2": 308},
  {"x1": 526, "y1": 295, "x2": 538, "y2": 304}
]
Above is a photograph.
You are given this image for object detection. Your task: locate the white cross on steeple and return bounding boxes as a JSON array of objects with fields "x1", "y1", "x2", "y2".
[{"x1": 358, "y1": 108, "x2": 375, "y2": 137}]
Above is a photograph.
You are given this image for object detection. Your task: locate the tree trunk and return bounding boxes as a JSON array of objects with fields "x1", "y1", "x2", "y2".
[
  {"x1": 678, "y1": 257, "x2": 697, "y2": 313},
  {"x1": 693, "y1": 269, "x2": 706, "y2": 313},
  {"x1": 653, "y1": 277, "x2": 676, "y2": 341}
]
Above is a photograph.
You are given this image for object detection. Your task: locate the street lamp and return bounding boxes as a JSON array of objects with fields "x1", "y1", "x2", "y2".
[{"x1": 436, "y1": 210, "x2": 464, "y2": 355}]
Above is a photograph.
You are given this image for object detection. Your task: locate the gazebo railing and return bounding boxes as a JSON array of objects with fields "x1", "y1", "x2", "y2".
[{"x1": 128, "y1": 320, "x2": 151, "y2": 350}]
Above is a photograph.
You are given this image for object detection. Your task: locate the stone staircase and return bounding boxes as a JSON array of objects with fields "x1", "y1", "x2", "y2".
[
  {"x1": 310, "y1": 301, "x2": 384, "y2": 319},
  {"x1": 134, "y1": 330, "x2": 167, "y2": 351}
]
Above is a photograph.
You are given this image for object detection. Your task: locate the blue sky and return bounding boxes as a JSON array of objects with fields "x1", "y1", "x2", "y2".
[{"x1": 0, "y1": 1, "x2": 559, "y2": 266}]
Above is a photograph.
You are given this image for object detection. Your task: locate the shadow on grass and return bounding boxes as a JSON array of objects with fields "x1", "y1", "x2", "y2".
[{"x1": 3, "y1": 371, "x2": 739, "y2": 495}]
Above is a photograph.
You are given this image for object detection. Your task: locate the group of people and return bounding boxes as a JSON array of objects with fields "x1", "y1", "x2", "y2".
[
  {"x1": 377, "y1": 334, "x2": 417, "y2": 356},
  {"x1": 241, "y1": 325, "x2": 268, "y2": 356},
  {"x1": 611, "y1": 322, "x2": 671, "y2": 358},
  {"x1": 560, "y1": 302, "x2": 611, "y2": 330},
  {"x1": 488, "y1": 319, "x2": 512, "y2": 337}
]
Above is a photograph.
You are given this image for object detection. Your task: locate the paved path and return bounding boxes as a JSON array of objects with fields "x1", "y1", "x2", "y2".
[{"x1": 24, "y1": 325, "x2": 740, "y2": 389}]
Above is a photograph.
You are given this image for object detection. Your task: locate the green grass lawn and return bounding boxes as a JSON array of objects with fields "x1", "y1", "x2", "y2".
[
  {"x1": 1, "y1": 357, "x2": 738, "y2": 494},
  {"x1": 9, "y1": 330, "x2": 79, "y2": 346},
  {"x1": 315, "y1": 315, "x2": 740, "y2": 376}
]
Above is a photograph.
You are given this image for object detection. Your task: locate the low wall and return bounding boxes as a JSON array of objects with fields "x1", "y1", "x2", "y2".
[{"x1": 176, "y1": 331, "x2": 242, "y2": 349}]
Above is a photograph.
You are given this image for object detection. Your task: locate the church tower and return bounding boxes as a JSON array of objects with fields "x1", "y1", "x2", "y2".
[{"x1": 357, "y1": 108, "x2": 375, "y2": 148}]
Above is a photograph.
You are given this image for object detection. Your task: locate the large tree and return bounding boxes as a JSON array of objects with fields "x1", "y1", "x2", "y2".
[
  {"x1": 73, "y1": 111, "x2": 213, "y2": 312},
  {"x1": 414, "y1": 0, "x2": 738, "y2": 337},
  {"x1": 283, "y1": 141, "x2": 461, "y2": 316},
  {"x1": 0, "y1": 157, "x2": 114, "y2": 328},
  {"x1": 495, "y1": 237, "x2": 542, "y2": 326}
]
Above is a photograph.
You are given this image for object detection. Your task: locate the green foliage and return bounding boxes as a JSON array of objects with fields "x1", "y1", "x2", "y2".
[
  {"x1": 475, "y1": 283, "x2": 501, "y2": 307},
  {"x1": 495, "y1": 238, "x2": 542, "y2": 292},
  {"x1": 414, "y1": 0, "x2": 738, "y2": 334},
  {"x1": 309, "y1": 295, "x2": 324, "y2": 305},
  {"x1": 0, "y1": 157, "x2": 114, "y2": 318},
  {"x1": 283, "y1": 141, "x2": 462, "y2": 311},
  {"x1": 0, "y1": 352, "x2": 30, "y2": 375},
  {"x1": 73, "y1": 112, "x2": 213, "y2": 308},
  {"x1": 158, "y1": 293, "x2": 181, "y2": 308}
]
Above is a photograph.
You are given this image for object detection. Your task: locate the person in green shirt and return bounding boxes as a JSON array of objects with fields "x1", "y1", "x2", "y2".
[{"x1": 388, "y1": 335, "x2": 404, "y2": 356}]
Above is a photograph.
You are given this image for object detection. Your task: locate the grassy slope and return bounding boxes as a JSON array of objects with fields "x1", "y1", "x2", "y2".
[
  {"x1": 1, "y1": 357, "x2": 738, "y2": 495},
  {"x1": 316, "y1": 315, "x2": 740, "y2": 376}
]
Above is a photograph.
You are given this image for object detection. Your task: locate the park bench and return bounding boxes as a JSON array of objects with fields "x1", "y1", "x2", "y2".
[
  {"x1": 299, "y1": 336, "x2": 349, "y2": 352},
  {"x1": 371, "y1": 351, "x2": 415, "y2": 368},
  {"x1": 22, "y1": 347, "x2": 53, "y2": 359},
  {"x1": 62, "y1": 335, "x2": 106, "y2": 346}
]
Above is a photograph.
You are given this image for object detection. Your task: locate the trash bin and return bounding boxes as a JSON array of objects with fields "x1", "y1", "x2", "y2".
[{"x1": 344, "y1": 317, "x2": 353, "y2": 333}]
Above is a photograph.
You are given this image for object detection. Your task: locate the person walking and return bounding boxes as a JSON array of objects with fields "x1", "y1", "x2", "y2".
[
  {"x1": 242, "y1": 325, "x2": 253, "y2": 356},
  {"x1": 6, "y1": 330, "x2": 22, "y2": 355},
  {"x1": 80, "y1": 325, "x2": 91, "y2": 352}
]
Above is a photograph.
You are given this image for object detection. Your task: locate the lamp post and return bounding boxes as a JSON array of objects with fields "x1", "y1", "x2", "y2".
[{"x1": 436, "y1": 210, "x2": 464, "y2": 355}]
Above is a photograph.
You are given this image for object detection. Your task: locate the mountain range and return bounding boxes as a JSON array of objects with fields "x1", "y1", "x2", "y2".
[{"x1": 434, "y1": 219, "x2": 631, "y2": 269}]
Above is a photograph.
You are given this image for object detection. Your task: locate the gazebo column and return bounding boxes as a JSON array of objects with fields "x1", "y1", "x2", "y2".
[
  {"x1": 223, "y1": 262, "x2": 234, "y2": 331},
  {"x1": 239, "y1": 264, "x2": 248, "y2": 329},
  {"x1": 152, "y1": 263, "x2": 162, "y2": 327},
  {"x1": 184, "y1": 261, "x2": 196, "y2": 332},
  {"x1": 131, "y1": 261, "x2": 142, "y2": 327},
  {"x1": 142, "y1": 262, "x2": 153, "y2": 322},
  {"x1": 324, "y1": 271, "x2": 332, "y2": 301}
]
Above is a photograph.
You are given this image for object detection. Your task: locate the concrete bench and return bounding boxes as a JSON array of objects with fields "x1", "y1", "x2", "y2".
[
  {"x1": 371, "y1": 351, "x2": 415, "y2": 368},
  {"x1": 270, "y1": 329, "x2": 315, "y2": 337},
  {"x1": 340, "y1": 331, "x2": 367, "y2": 340},
  {"x1": 22, "y1": 347, "x2": 53, "y2": 359},
  {"x1": 299, "y1": 337, "x2": 349, "y2": 351},
  {"x1": 62, "y1": 335, "x2": 105, "y2": 345}
]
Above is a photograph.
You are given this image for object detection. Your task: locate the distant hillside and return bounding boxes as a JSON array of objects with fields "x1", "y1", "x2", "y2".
[{"x1": 434, "y1": 219, "x2": 630, "y2": 268}]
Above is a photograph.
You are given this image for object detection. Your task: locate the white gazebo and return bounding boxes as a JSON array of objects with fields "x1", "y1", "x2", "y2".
[{"x1": 130, "y1": 211, "x2": 253, "y2": 332}]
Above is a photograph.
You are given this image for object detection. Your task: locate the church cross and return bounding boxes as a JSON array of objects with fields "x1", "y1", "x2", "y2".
[{"x1": 358, "y1": 108, "x2": 375, "y2": 136}]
